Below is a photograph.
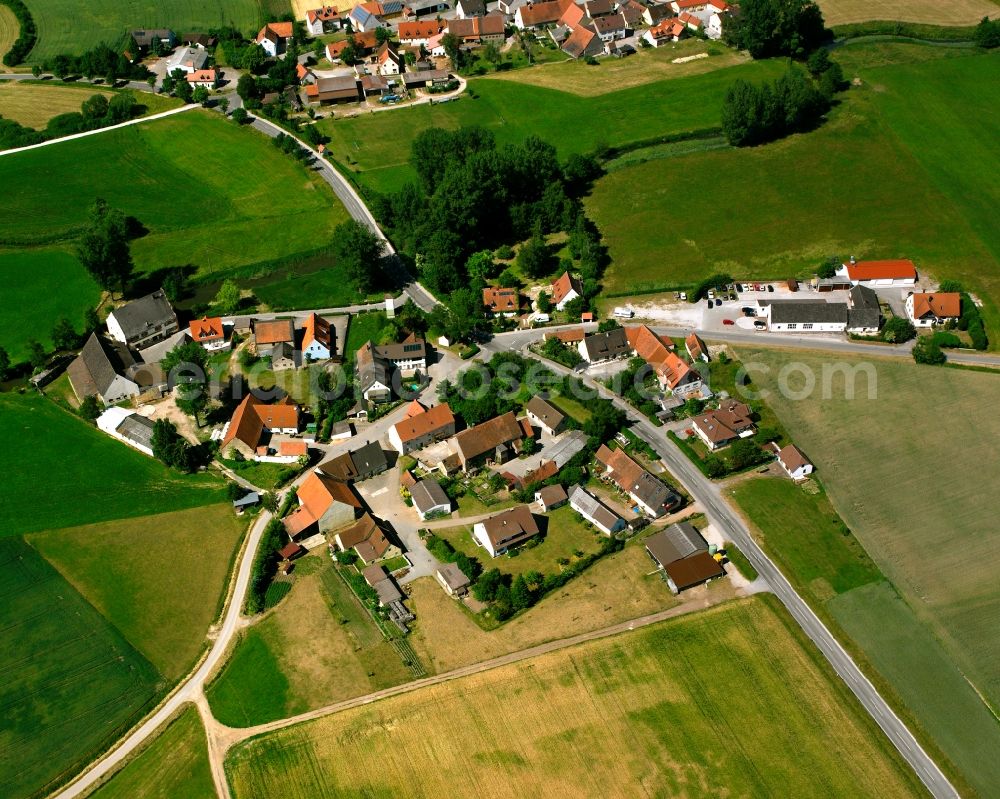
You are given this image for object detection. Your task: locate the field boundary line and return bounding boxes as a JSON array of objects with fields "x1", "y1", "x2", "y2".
[{"x1": 0, "y1": 102, "x2": 196, "y2": 157}]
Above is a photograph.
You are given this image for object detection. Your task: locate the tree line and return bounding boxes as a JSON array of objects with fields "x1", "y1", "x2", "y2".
[
  {"x1": 0, "y1": 0, "x2": 36, "y2": 66},
  {"x1": 1, "y1": 90, "x2": 144, "y2": 150}
]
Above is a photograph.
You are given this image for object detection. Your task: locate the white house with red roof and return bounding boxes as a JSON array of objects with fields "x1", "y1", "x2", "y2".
[
  {"x1": 305, "y1": 5, "x2": 344, "y2": 35},
  {"x1": 189, "y1": 317, "x2": 228, "y2": 351},
  {"x1": 837, "y1": 258, "x2": 917, "y2": 288},
  {"x1": 186, "y1": 68, "x2": 219, "y2": 88},
  {"x1": 256, "y1": 22, "x2": 294, "y2": 57},
  {"x1": 551, "y1": 271, "x2": 583, "y2": 311}
]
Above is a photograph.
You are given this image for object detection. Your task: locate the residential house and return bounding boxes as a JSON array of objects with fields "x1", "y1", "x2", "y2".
[
  {"x1": 561, "y1": 24, "x2": 604, "y2": 58},
  {"x1": 584, "y1": 0, "x2": 614, "y2": 16},
  {"x1": 551, "y1": 271, "x2": 583, "y2": 311},
  {"x1": 221, "y1": 395, "x2": 301, "y2": 459},
  {"x1": 847, "y1": 285, "x2": 882, "y2": 334},
  {"x1": 568, "y1": 485, "x2": 626, "y2": 535},
  {"x1": 255, "y1": 22, "x2": 295, "y2": 57},
  {"x1": 181, "y1": 32, "x2": 216, "y2": 47},
  {"x1": 592, "y1": 12, "x2": 627, "y2": 40},
  {"x1": 404, "y1": 0, "x2": 450, "y2": 18},
  {"x1": 106, "y1": 290, "x2": 179, "y2": 349},
  {"x1": 296, "y1": 63, "x2": 317, "y2": 84},
  {"x1": 363, "y1": 563, "x2": 404, "y2": 605},
  {"x1": 326, "y1": 31, "x2": 378, "y2": 61},
  {"x1": 771, "y1": 442, "x2": 814, "y2": 481},
  {"x1": 473, "y1": 505, "x2": 540, "y2": 557},
  {"x1": 68, "y1": 333, "x2": 141, "y2": 406},
  {"x1": 333, "y1": 512, "x2": 401, "y2": 564},
  {"x1": 349, "y1": 5, "x2": 387, "y2": 32},
  {"x1": 524, "y1": 395, "x2": 566, "y2": 437},
  {"x1": 905, "y1": 292, "x2": 961, "y2": 328},
  {"x1": 642, "y1": 4, "x2": 674, "y2": 26},
  {"x1": 627, "y1": 325, "x2": 701, "y2": 394},
  {"x1": 302, "y1": 313, "x2": 334, "y2": 361},
  {"x1": 643, "y1": 17, "x2": 686, "y2": 45},
  {"x1": 690, "y1": 399, "x2": 754, "y2": 450},
  {"x1": 251, "y1": 318, "x2": 296, "y2": 359},
  {"x1": 685, "y1": 331, "x2": 708, "y2": 363},
  {"x1": 166, "y1": 46, "x2": 209, "y2": 74},
  {"x1": 411, "y1": 478, "x2": 452, "y2": 519},
  {"x1": 535, "y1": 483, "x2": 568, "y2": 512},
  {"x1": 645, "y1": 521, "x2": 723, "y2": 593},
  {"x1": 402, "y1": 67, "x2": 452, "y2": 87},
  {"x1": 436, "y1": 562, "x2": 471, "y2": 595},
  {"x1": 617, "y1": 0, "x2": 645, "y2": 29},
  {"x1": 483, "y1": 285, "x2": 521, "y2": 316},
  {"x1": 129, "y1": 29, "x2": 176, "y2": 53},
  {"x1": 376, "y1": 41, "x2": 404, "y2": 75},
  {"x1": 595, "y1": 444, "x2": 681, "y2": 517},
  {"x1": 96, "y1": 407, "x2": 155, "y2": 456},
  {"x1": 357, "y1": 335, "x2": 431, "y2": 403},
  {"x1": 456, "y1": 0, "x2": 486, "y2": 17},
  {"x1": 186, "y1": 68, "x2": 219, "y2": 88},
  {"x1": 837, "y1": 258, "x2": 917, "y2": 287},
  {"x1": 499, "y1": 0, "x2": 528, "y2": 15},
  {"x1": 305, "y1": 5, "x2": 344, "y2": 34},
  {"x1": 283, "y1": 469, "x2": 363, "y2": 538},
  {"x1": 514, "y1": 0, "x2": 573, "y2": 29},
  {"x1": 320, "y1": 440, "x2": 389, "y2": 481},
  {"x1": 388, "y1": 400, "x2": 456, "y2": 454},
  {"x1": 452, "y1": 411, "x2": 526, "y2": 472},
  {"x1": 765, "y1": 300, "x2": 848, "y2": 333},
  {"x1": 189, "y1": 317, "x2": 227, "y2": 351},
  {"x1": 307, "y1": 75, "x2": 363, "y2": 103},
  {"x1": 447, "y1": 14, "x2": 506, "y2": 45},
  {"x1": 578, "y1": 327, "x2": 631, "y2": 363},
  {"x1": 678, "y1": 10, "x2": 701, "y2": 30},
  {"x1": 398, "y1": 18, "x2": 447, "y2": 45},
  {"x1": 543, "y1": 327, "x2": 586, "y2": 345}
]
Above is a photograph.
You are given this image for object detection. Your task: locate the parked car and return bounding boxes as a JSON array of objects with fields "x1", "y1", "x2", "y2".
[
  {"x1": 679, "y1": 292, "x2": 687, "y2": 301},
  {"x1": 707, "y1": 289, "x2": 716, "y2": 299},
  {"x1": 767, "y1": 284, "x2": 775, "y2": 292},
  {"x1": 723, "y1": 319, "x2": 735, "y2": 326},
  {"x1": 753, "y1": 320, "x2": 767, "y2": 329},
  {"x1": 741, "y1": 306, "x2": 756, "y2": 315}
]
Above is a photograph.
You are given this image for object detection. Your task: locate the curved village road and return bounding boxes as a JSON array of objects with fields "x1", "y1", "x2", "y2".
[
  {"x1": 48, "y1": 508, "x2": 273, "y2": 799},
  {"x1": 513, "y1": 347, "x2": 960, "y2": 799}
]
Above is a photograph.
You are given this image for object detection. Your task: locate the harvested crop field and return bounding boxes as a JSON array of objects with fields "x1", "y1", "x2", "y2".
[
  {"x1": 0, "y1": 81, "x2": 179, "y2": 130},
  {"x1": 738, "y1": 348, "x2": 1000, "y2": 797},
  {"x1": 818, "y1": 0, "x2": 998, "y2": 27},
  {"x1": 226, "y1": 596, "x2": 925, "y2": 799}
]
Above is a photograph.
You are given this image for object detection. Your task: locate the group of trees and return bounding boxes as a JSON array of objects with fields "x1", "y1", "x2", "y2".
[
  {"x1": 374, "y1": 126, "x2": 604, "y2": 300},
  {"x1": 42, "y1": 42, "x2": 152, "y2": 84},
  {"x1": 721, "y1": 65, "x2": 832, "y2": 146},
  {"x1": 162, "y1": 340, "x2": 210, "y2": 425},
  {"x1": 974, "y1": 16, "x2": 1000, "y2": 48},
  {"x1": 1, "y1": 0, "x2": 36, "y2": 66},
  {"x1": 940, "y1": 280, "x2": 988, "y2": 350},
  {"x1": 332, "y1": 219, "x2": 386, "y2": 295},
  {"x1": 724, "y1": 0, "x2": 828, "y2": 59},
  {"x1": 1, "y1": 90, "x2": 143, "y2": 148},
  {"x1": 150, "y1": 419, "x2": 199, "y2": 471},
  {"x1": 76, "y1": 199, "x2": 135, "y2": 297}
]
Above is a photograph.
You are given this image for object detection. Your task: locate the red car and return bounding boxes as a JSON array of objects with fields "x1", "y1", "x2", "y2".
[{"x1": 723, "y1": 319, "x2": 735, "y2": 326}]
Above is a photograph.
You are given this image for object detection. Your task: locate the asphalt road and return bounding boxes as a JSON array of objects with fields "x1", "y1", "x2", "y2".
[{"x1": 524, "y1": 348, "x2": 960, "y2": 799}]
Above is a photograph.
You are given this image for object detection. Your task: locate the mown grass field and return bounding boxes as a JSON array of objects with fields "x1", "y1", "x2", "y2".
[
  {"x1": 0, "y1": 111, "x2": 352, "y2": 358},
  {"x1": 89, "y1": 705, "x2": 215, "y2": 799},
  {"x1": 29, "y1": 504, "x2": 246, "y2": 680},
  {"x1": 436, "y1": 505, "x2": 604, "y2": 579},
  {"x1": 0, "y1": 537, "x2": 162, "y2": 799},
  {"x1": 320, "y1": 59, "x2": 785, "y2": 196},
  {"x1": 0, "y1": 81, "x2": 179, "y2": 129},
  {"x1": 207, "y1": 556, "x2": 412, "y2": 727},
  {"x1": 0, "y1": 393, "x2": 226, "y2": 536},
  {"x1": 0, "y1": 249, "x2": 100, "y2": 362},
  {"x1": 817, "y1": 0, "x2": 998, "y2": 26},
  {"x1": 25, "y1": 0, "x2": 266, "y2": 63},
  {"x1": 0, "y1": 6, "x2": 17, "y2": 62},
  {"x1": 738, "y1": 348, "x2": 1000, "y2": 798},
  {"x1": 408, "y1": 544, "x2": 683, "y2": 674},
  {"x1": 226, "y1": 596, "x2": 926, "y2": 799},
  {"x1": 587, "y1": 47, "x2": 1000, "y2": 342}
]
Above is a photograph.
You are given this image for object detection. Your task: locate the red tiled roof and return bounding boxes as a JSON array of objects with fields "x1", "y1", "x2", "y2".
[
  {"x1": 222, "y1": 395, "x2": 300, "y2": 450},
  {"x1": 551, "y1": 271, "x2": 582, "y2": 305},
  {"x1": 186, "y1": 68, "x2": 218, "y2": 83},
  {"x1": 302, "y1": 313, "x2": 332, "y2": 351},
  {"x1": 398, "y1": 19, "x2": 446, "y2": 38},
  {"x1": 189, "y1": 316, "x2": 223, "y2": 342},
  {"x1": 910, "y1": 292, "x2": 960, "y2": 319},
  {"x1": 279, "y1": 440, "x2": 309, "y2": 457},
  {"x1": 254, "y1": 319, "x2": 295, "y2": 345},
  {"x1": 846, "y1": 259, "x2": 917, "y2": 281},
  {"x1": 392, "y1": 402, "x2": 455, "y2": 443},
  {"x1": 483, "y1": 286, "x2": 520, "y2": 313}
]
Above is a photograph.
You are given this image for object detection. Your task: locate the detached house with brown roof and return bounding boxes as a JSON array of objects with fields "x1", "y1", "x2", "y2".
[
  {"x1": 332, "y1": 512, "x2": 401, "y2": 564},
  {"x1": 524, "y1": 396, "x2": 566, "y2": 437},
  {"x1": 691, "y1": 400, "x2": 754, "y2": 450},
  {"x1": 221, "y1": 394, "x2": 302, "y2": 460},
  {"x1": 514, "y1": 0, "x2": 574, "y2": 28},
  {"x1": 627, "y1": 325, "x2": 702, "y2": 395},
  {"x1": 452, "y1": 411, "x2": 526, "y2": 472},
  {"x1": 388, "y1": 400, "x2": 457, "y2": 454},
  {"x1": 645, "y1": 522, "x2": 724, "y2": 593},
  {"x1": 447, "y1": 13, "x2": 506, "y2": 44},
  {"x1": 551, "y1": 270, "x2": 583, "y2": 311},
  {"x1": 473, "y1": 505, "x2": 540, "y2": 557},
  {"x1": 251, "y1": 318, "x2": 296, "y2": 368},
  {"x1": 256, "y1": 21, "x2": 294, "y2": 57},
  {"x1": 770, "y1": 442, "x2": 814, "y2": 481},
  {"x1": 905, "y1": 292, "x2": 961, "y2": 328},
  {"x1": 483, "y1": 285, "x2": 521, "y2": 316},
  {"x1": 596, "y1": 444, "x2": 682, "y2": 517},
  {"x1": 189, "y1": 317, "x2": 227, "y2": 352}
]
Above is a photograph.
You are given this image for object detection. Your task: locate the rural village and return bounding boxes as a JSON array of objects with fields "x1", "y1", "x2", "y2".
[{"x1": 0, "y1": 1, "x2": 998, "y2": 798}]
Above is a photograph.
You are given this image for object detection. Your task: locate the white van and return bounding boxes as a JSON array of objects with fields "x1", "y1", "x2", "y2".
[{"x1": 613, "y1": 307, "x2": 634, "y2": 319}]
